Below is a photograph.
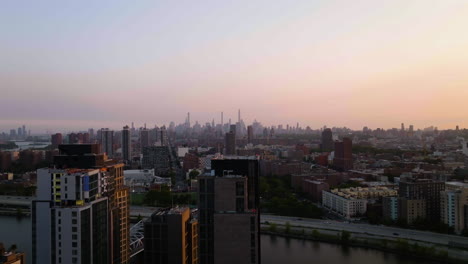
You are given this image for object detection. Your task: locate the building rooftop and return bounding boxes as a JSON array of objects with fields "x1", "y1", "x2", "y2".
[
  {"x1": 329, "y1": 186, "x2": 397, "y2": 200},
  {"x1": 153, "y1": 207, "x2": 190, "y2": 216},
  {"x1": 64, "y1": 168, "x2": 98, "y2": 174},
  {"x1": 213, "y1": 155, "x2": 259, "y2": 160},
  {"x1": 446, "y1": 181, "x2": 468, "y2": 189}
]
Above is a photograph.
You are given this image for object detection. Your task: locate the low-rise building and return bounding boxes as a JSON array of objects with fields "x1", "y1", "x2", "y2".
[
  {"x1": 322, "y1": 186, "x2": 397, "y2": 219},
  {"x1": 0, "y1": 243, "x2": 25, "y2": 264},
  {"x1": 322, "y1": 190, "x2": 367, "y2": 219},
  {"x1": 302, "y1": 180, "x2": 329, "y2": 202}
]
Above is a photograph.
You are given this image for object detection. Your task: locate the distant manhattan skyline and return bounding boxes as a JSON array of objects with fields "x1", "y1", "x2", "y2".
[
  {"x1": 0, "y1": 112, "x2": 462, "y2": 134},
  {"x1": 2, "y1": 1, "x2": 468, "y2": 133}
]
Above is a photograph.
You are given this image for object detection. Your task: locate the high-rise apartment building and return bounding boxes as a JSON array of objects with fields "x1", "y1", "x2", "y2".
[
  {"x1": 398, "y1": 178, "x2": 445, "y2": 222},
  {"x1": 122, "y1": 126, "x2": 131, "y2": 163},
  {"x1": 382, "y1": 196, "x2": 399, "y2": 221},
  {"x1": 33, "y1": 144, "x2": 129, "y2": 264},
  {"x1": 198, "y1": 157, "x2": 260, "y2": 264},
  {"x1": 224, "y1": 132, "x2": 236, "y2": 155},
  {"x1": 33, "y1": 168, "x2": 109, "y2": 264},
  {"x1": 333, "y1": 138, "x2": 353, "y2": 171},
  {"x1": 159, "y1": 128, "x2": 168, "y2": 147},
  {"x1": 441, "y1": 182, "x2": 468, "y2": 234},
  {"x1": 144, "y1": 207, "x2": 198, "y2": 264},
  {"x1": 51, "y1": 133, "x2": 63, "y2": 148},
  {"x1": 398, "y1": 198, "x2": 426, "y2": 224},
  {"x1": 198, "y1": 174, "x2": 259, "y2": 264},
  {"x1": 247, "y1": 125, "x2": 254, "y2": 144},
  {"x1": 211, "y1": 158, "x2": 259, "y2": 209},
  {"x1": 140, "y1": 128, "x2": 150, "y2": 150},
  {"x1": 321, "y1": 128, "x2": 333, "y2": 152},
  {"x1": 100, "y1": 128, "x2": 114, "y2": 158},
  {"x1": 141, "y1": 146, "x2": 171, "y2": 176}
]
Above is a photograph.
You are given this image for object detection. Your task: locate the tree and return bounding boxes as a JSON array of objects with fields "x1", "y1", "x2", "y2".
[
  {"x1": 143, "y1": 189, "x2": 172, "y2": 206},
  {"x1": 285, "y1": 222, "x2": 291, "y2": 234},
  {"x1": 312, "y1": 230, "x2": 320, "y2": 237},
  {"x1": 269, "y1": 223, "x2": 277, "y2": 232},
  {"x1": 189, "y1": 170, "x2": 200, "y2": 179},
  {"x1": 462, "y1": 229, "x2": 468, "y2": 237},
  {"x1": 8, "y1": 244, "x2": 17, "y2": 253},
  {"x1": 341, "y1": 230, "x2": 351, "y2": 243},
  {"x1": 168, "y1": 170, "x2": 176, "y2": 185}
]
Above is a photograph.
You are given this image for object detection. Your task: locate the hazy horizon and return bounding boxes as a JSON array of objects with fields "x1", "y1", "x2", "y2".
[{"x1": 2, "y1": 0, "x2": 468, "y2": 133}]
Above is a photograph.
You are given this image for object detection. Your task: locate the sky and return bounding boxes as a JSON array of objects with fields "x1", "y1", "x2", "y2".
[{"x1": 1, "y1": 0, "x2": 468, "y2": 133}]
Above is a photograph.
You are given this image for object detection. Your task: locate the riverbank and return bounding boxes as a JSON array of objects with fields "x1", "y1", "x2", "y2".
[
  {"x1": 0, "y1": 208, "x2": 30, "y2": 217},
  {"x1": 261, "y1": 223, "x2": 468, "y2": 263}
]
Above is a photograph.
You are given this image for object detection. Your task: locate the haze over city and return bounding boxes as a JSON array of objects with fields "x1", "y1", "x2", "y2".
[{"x1": 2, "y1": 0, "x2": 468, "y2": 132}]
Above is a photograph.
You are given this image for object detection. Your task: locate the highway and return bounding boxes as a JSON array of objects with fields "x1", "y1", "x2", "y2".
[{"x1": 261, "y1": 215, "x2": 468, "y2": 246}]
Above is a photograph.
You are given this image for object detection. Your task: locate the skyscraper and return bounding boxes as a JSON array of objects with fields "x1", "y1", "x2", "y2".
[
  {"x1": 140, "y1": 128, "x2": 150, "y2": 150},
  {"x1": 198, "y1": 171, "x2": 259, "y2": 264},
  {"x1": 398, "y1": 178, "x2": 445, "y2": 222},
  {"x1": 159, "y1": 127, "x2": 168, "y2": 146},
  {"x1": 122, "y1": 126, "x2": 131, "y2": 163},
  {"x1": 34, "y1": 144, "x2": 130, "y2": 264},
  {"x1": 100, "y1": 128, "x2": 114, "y2": 158},
  {"x1": 141, "y1": 146, "x2": 171, "y2": 175},
  {"x1": 440, "y1": 183, "x2": 468, "y2": 234},
  {"x1": 321, "y1": 128, "x2": 333, "y2": 152},
  {"x1": 247, "y1": 125, "x2": 254, "y2": 144},
  {"x1": 51, "y1": 133, "x2": 63, "y2": 147},
  {"x1": 224, "y1": 132, "x2": 236, "y2": 155},
  {"x1": 198, "y1": 158, "x2": 260, "y2": 264},
  {"x1": 32, "y1": 168, "x2": 109, "y2": 264},
  {"x1": 333, "y1": 137, "x2": 353, "y2": 171}
]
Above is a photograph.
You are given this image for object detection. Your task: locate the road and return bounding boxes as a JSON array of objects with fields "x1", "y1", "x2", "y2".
[{"x1": 261, "y1": 215, "x2": 468, "y2": 246}]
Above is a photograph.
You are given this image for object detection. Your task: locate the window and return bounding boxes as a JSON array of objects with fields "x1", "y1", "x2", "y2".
[
  {"x1": 236, "y1": 182, "x2": 244, "y2": 196},
  {"x1": 72, "y1": 242, "x2": 77, "y2": 248},
  {"x1": 72, "y1": 212, "x2": 77, "y2": 217},
  {"x1": 72, "y1": 227, "x2": 77, "y2": 232},
  {"x1": 236, "y1": 198, "x2": 245, "y2": 212}
]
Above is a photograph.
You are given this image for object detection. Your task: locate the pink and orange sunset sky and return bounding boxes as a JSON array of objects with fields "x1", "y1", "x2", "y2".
[{"x1": 1, "y1": 0, "x2": 468, "y2": 132}]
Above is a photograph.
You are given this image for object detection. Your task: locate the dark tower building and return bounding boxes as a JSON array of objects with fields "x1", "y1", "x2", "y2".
[
  {"x1": 100, "y1": 128, "x2": 114, "y2": 158},
  {"x1": 321, "y1": 128, "x2": 333, "y2": 152},
  {"x1": 198, "y1": 164, "x2": 260, "y2": 264},
  {"x1": 51, "y1": 133, "x2": 63, "y2": 147},
  {"x1": 140, "y1": 128, "x2": 150, "y2": 150},
  {"x1": 144, "y1": 207, "x2": 198, "y2": 264},
  {"x1": 122, "y1": 126, "x2": 131, "y2": 163},
  {"x1": 398, "y1": 178, "x2": 445, "y2": 222},
  {"x1": 197, "y1": 158, "x2": 260, "y2": 264},
  {"x1": 224, "y1": 132, "x2": 236, "y2": 155},
  {"x1": 247, "y1": 125, "x2": 254, "y2": 144},
  {"x1": 333, "y1": 137, "x2": 353, "y2": 171}
]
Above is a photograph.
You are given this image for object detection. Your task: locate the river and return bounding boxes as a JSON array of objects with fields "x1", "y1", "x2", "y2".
[
  {"x1": 0, "y1": 216, "x2": 442, "y2": 264},
  {"x1": 9, "y1": 141, "x2": 50, "y2": 151}
]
